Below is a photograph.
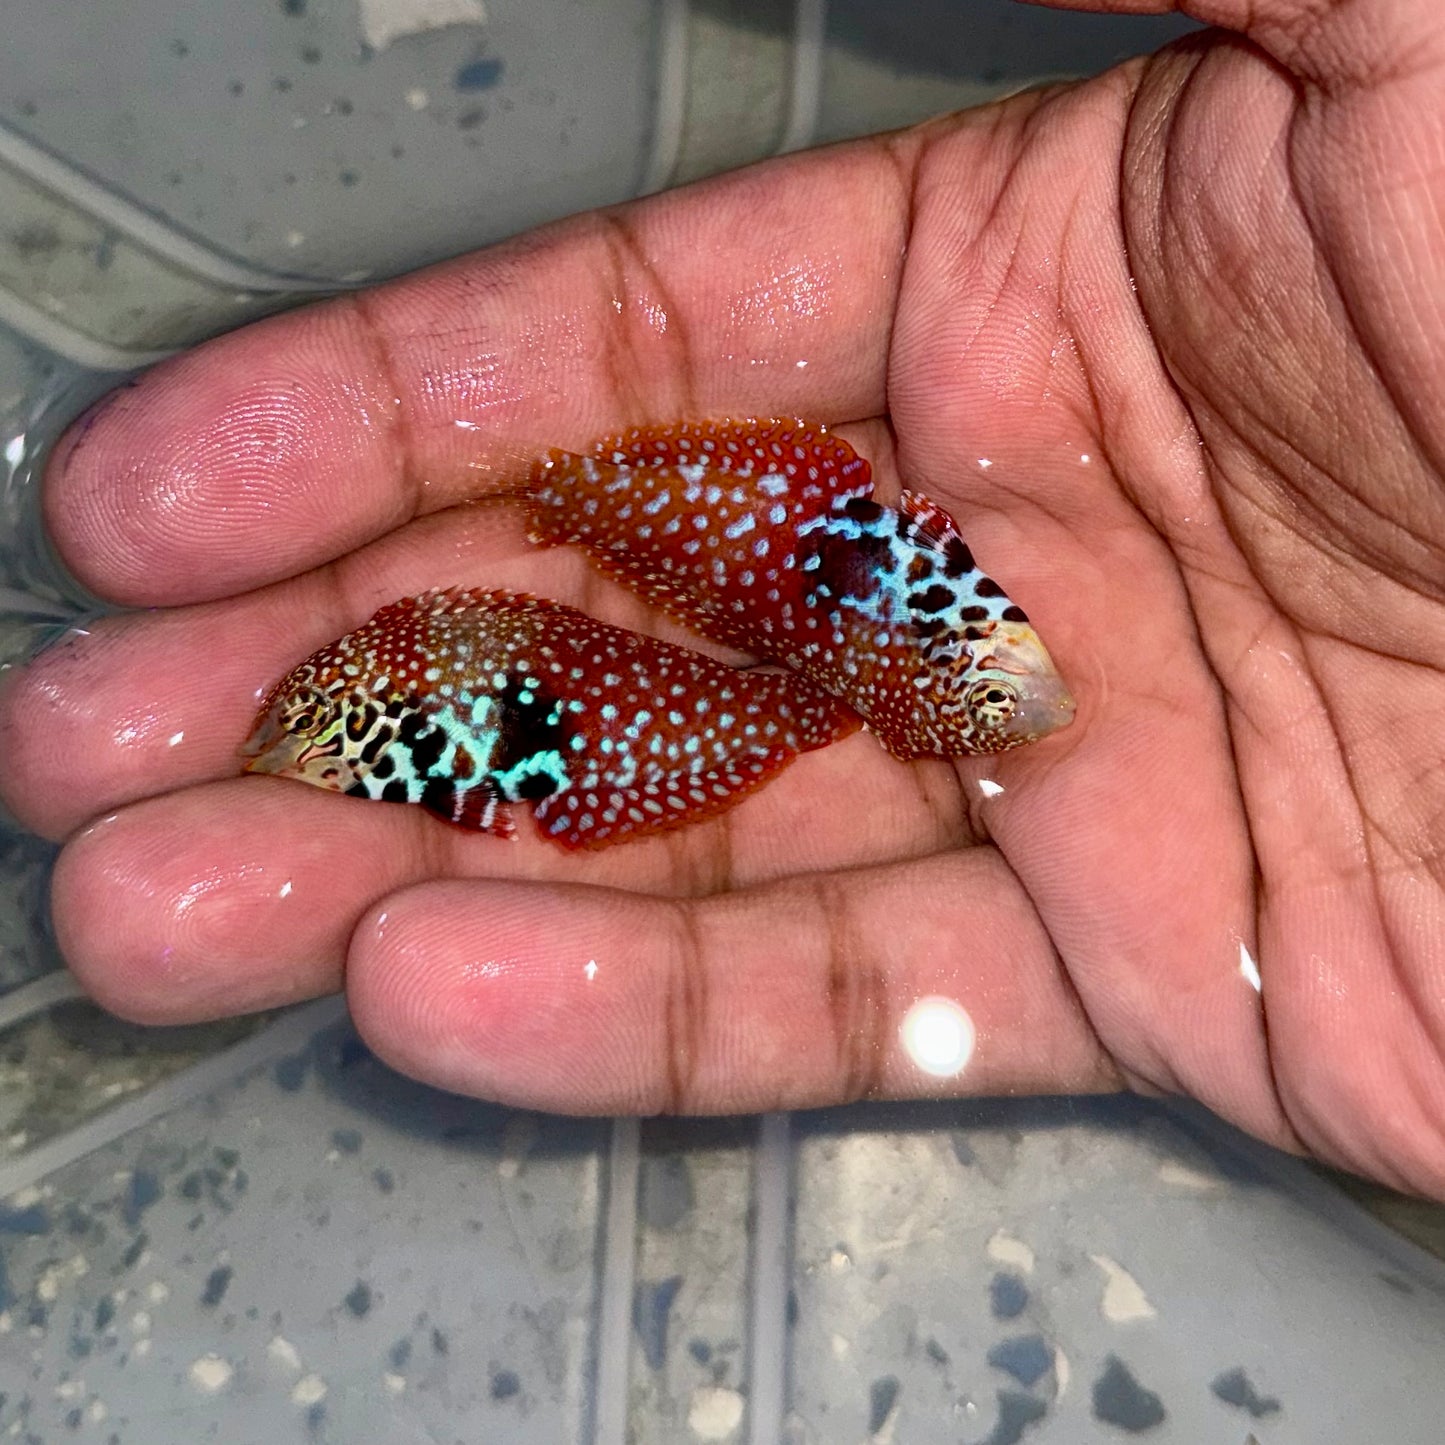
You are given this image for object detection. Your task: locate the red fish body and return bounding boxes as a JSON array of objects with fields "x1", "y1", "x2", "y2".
[
  {"x1": 526, "y1": 419, "x2": 1074, "y2": 758},
  {"x1": 244, "y1": 588, "x2": 858, "y2": 849}
]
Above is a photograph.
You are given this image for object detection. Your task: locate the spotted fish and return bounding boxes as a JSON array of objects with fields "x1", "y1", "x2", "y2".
[
  {"x1": 243, "y1": 587, "x2": 858, "y2": 848},
  {"x1": 525, "y1": 418, "x2": 1075, "y2": 758}
]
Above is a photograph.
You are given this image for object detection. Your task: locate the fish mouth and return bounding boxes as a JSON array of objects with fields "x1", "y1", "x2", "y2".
[{"x1": 988, "y1": 624, "x2": 1076, "y2": 744}]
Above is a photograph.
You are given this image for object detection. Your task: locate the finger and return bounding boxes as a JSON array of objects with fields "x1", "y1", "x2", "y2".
[
  {"x1": 51, "y1": 738, "x2": 972, "y2": 1030},
  {"x1": 344, "y1": 855, "x2": 1120, "y2": 1114},
  {"x1": 45, "y1": 141, "x2": 911, "y2": 608},
  {"x1": 51, "y1": 780, "x2": 437, "y2": 1024}
]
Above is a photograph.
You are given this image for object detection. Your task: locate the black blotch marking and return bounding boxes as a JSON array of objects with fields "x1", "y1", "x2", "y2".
[
  {"x1": 1210, "y1": 1368, "x2": 1280, "y2": 1418},
  {"x1": 513, "y1": 771, "x2": 560, "y2": 801},
  {"x1": 1092, "y1": 1355, "x2": 1166, "y2": 1432},
  {"x1": 811, "y1": 527, "x2": 893, "y2": 600},
  {"x1": 905, "y1": 553, "x2": 935, "y2": 583},
  {"x1": 369, "y1": 752, "x2": 395, "y2": 779},
  {"x1": 981, "y1": 1389, "x2": 1049, "y2": 1445},
  {"x1": 490, "y1": 1369, "x2": 521, "y2": 1401},
  {"x1": 987, "y1": 1334, "x2": 1052, "y2": 1388},
  {"x1": 843, "y1": 497, "x2": 884, "y2": 523},
  {"x1": 345, "y1": 704, "x2": 375, "y2": 742},
  {"x1": 989, "y1": 1272, "x2": 1028, "y2": 1319},
  {"x1": 964, "y1": 625, "x2": 988, "y2": 641},
  {"x1": 915, "y1": 617, "x2": 948, "y2": 635},
  {"x1": 868, "y1": 1376, "x2": 900, "y2": 1434},
  {"x1": 925, "y1": 1337, "x2": 950, "y2": 1366},
  {"x1": 381, "y1": 779, "x2": 409, "y2": 803},
  {"x1": 65, "y1": 1408, "x2": 84, "y2": 1430},
  {"x1": 274, "y1": 1053, "x2": 307, "y2": 1090},
  {"x1": 406, "y1": 724, "x2": 447, "y2": 774},
  {"x1": 373, "y1": 1168, "x2": 395, "y2": 1193},
  {"x1": 688, "y1": 1338, "x2": 712, "y2": 1365},
  {"x1": 122, "y1": 1232, "x2": 148, "y2": 1269},
  {"x1": 201, "y1": 1266, "x2": 233, "y2": 1307},
  {"x1": 360, "y1": 724, "x2": 392, "y2": 765},
  {"x1": 389, "y1": 1338, "x2": 412, "y2": 1369},
  {"x1": 420, "y1": 777, "x2": 458, "y2": 819},
  {"x1": 431, "y1": 1327, "x2": 449, "y2": 1355},
  {"x1": 94, "y1": 1297, "x2": 115, "y2": 1332},
  {"x1": 344, "y1": 1281, "x2": 372, "y2": 1317},
  {"x1": 943, "y1": 536, "x2": 975, "y2": 576},
  {"x1": 975, "y1": 576, "x2": 1005, "y2": 598},
  {"x1": 632, "y1": 1276, "x2": 684, "y2": 1370},
  {"x1": 384, "y1": 698, "x2": 405, "y2": 719},
  {"x1": 346, "y1": 780, "x2": 371, "y2": 799},
  {"x1": 493, "y1": 675, "x2": 570, "y2": 776},
  {"x1": 961, "y1": 605, "x2": 990, "y2": 622},
  {"x1": 300, "y1": 43, "x2": 322, "y2": 63},
  {"x1": 907, "y1": 584, "x2": 955, "y2": 615},
  {"x1": 1001, "y1": 604, "x2": 1029, "y2": 623}
]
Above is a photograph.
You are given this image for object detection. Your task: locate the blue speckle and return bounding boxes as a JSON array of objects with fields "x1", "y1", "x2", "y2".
[
  {"x1": 123, "y1": 1170, "x2": 162, "y2": 1228},
  {"x1": 455, "y1": 58, "x2": 504, "y2": 91},
  {"x1": 989, "y1": 1272, "x2": 1028, "y2": 1319},
  {"x1": 632, "y1": 1276, "x2": 683, "y2": 1370},
  {"x1": 1093, "y1": 1355, "x2": 1166, "y2": 1432},
  {"x1": 987, "y1": 1334, "x2": 1053, "y2": 1388},
  {"x1": 331, "y1": 1127, "x2": 363, "y2": 1155},
  {"x1": 1211, "y1": 1367, "x2": 1280, "y2": 1418},
  {"x1": 201, "y1": 1266, "x2": 233, "y2": 1307},
  {"x1": 274, "y1": 1053, "x2": 308, "y2": 1091},
  {"x1": 981, "y1": 1389, "x2": 1049, "y2": 1445},
  {"x1": 0, "y1": 1203, "x2": 50, "y2": 1235}
]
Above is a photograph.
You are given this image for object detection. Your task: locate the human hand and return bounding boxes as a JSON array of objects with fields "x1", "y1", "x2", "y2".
[{"x1": 3, "y1": 0, "x2": 1442, "y2": 1193}]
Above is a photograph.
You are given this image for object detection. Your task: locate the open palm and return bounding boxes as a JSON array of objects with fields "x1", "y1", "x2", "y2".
[{"x1": 3, "y1": 0, "x2": 1442, "y2": 1194}]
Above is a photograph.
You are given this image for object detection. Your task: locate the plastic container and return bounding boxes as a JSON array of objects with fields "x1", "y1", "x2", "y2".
[{"x1": 4, "y1": 4, "x2": 1444, "y2": 1442}]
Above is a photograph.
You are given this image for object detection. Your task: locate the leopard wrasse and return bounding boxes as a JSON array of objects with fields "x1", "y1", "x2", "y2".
[
  {"x1": 524, "y1": 418, "x2": 1074, "y2": 758},
  {"x1": 242, "y1": 587, "x2": 859, "y2": 849}
]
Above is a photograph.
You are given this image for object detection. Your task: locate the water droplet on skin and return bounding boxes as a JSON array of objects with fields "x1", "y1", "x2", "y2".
[
  {"x1": 977, "y1": 458, "x2": 992, "y2": 470},
  {"x1": 167, "y1": 730, "x2": 185, "y2": 747},
  {"x1": 977, "y1": 778, "x2": 1004, "y2": 799},
  {"x1": 583, "y1": 959, "x2": 598, "y2": 981}
]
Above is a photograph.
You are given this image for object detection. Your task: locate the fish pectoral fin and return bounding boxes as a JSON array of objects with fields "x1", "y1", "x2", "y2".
[
  {"x1": 530, "y1": 751, "x2": 799, "y2": 850},
  {"x1": 417, "y1": 776, "x2": 513, "y2": 837}
]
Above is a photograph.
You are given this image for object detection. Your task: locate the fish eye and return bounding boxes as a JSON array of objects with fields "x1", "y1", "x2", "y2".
[
  {"x1": 281, "y1": 689, "x2": 331, "y2": 737},
  {"x1": 966, "y1": 678, "x2": 1018, "y2": 730}
]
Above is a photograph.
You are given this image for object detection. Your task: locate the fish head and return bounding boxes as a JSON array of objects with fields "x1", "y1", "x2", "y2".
[
  {"x1": 928, "y1": 619, "x2": 1075, "y2": 754},
  {"x1": 243, "y1": 674, "x2": 359, "y2": 791}
]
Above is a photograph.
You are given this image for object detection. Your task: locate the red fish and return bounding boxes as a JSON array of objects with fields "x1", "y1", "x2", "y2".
[
  {"x1": 525, "y1": 419, "x2": 1074, "y2": 758},
  {"x1": 243, "y1": 587, "x2": 858, "y2": 849}
]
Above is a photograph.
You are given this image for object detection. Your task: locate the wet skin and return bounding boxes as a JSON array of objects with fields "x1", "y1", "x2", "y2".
[{"x1": 1, "y1": 1, "x2": 1442, "y2": 1192}]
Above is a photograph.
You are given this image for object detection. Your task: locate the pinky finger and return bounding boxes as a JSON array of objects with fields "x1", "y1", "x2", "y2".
[{"x1": 346, "y1": 853, "x2": 1121, "y2": 1115}]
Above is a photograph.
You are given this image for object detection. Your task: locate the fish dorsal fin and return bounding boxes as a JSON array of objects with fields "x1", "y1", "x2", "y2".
[
  {"x1": 532, "y1": 418, "x2": 872, "y2": 499},
  {"x1": 368, "y1": 587, "x2": 583, "y2": 624}
]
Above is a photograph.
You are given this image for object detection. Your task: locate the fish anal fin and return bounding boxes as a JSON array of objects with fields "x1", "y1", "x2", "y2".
[{"x1": 418, "y1": 776, "x2": 513, "y2": 838}]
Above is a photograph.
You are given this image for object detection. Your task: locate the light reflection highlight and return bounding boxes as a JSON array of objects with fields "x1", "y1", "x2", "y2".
[
  {"x1": 1238, "y1": 942, "x2": 1261, "y2": 992},
  {"x1": 900, "y1": 995, "x2": 976, "y2": 1078}
]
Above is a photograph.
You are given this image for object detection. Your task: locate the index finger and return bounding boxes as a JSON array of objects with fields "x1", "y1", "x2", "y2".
[{"x1": 45, "y1": 141, "x2": 909, "y2": 608}]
